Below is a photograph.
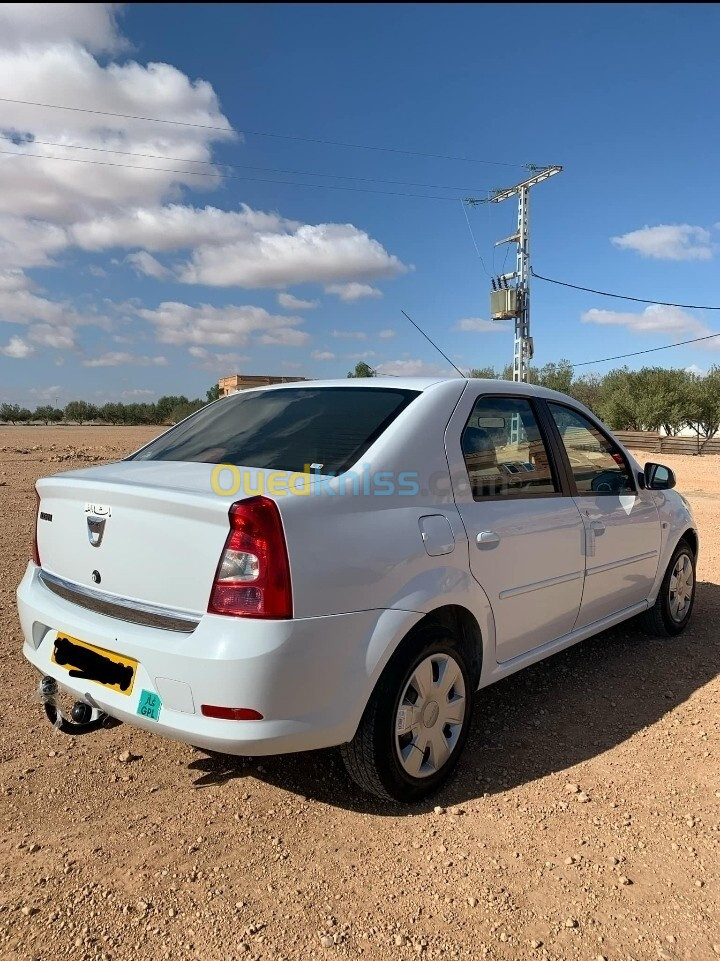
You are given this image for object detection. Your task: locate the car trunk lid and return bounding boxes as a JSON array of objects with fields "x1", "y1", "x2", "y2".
[{"x1": 35, "y1": 461, "x2": 300, "y2": 615}]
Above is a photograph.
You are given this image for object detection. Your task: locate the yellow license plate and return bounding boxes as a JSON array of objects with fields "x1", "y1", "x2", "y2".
[{"x1": 51, "y1": 633, "x2": 138, "y2": 696}]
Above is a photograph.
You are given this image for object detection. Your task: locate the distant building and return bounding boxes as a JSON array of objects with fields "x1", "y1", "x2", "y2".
[{"x1": 218, "y1": 374, "x2": 309, "y2": 396}]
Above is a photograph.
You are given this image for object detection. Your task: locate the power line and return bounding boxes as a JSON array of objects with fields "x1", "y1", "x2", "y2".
[
  {"x1": 400, "y1": 310, "x2": 466, "y2": 377},
  {"x1": 531, "y1": 267, "x2": 720, "y2": 310},
  {"x1": 0, "y1": 147, "x2": 473, "y2": 201},
  {"x1": 0, "y1": 133, "x2": 491, "y2": 194},
  {"x1": 0, "y1": 96, "x2": 531, "y2": 168},
  {"x1": 460, "y1": 199, "x2": 492, "y2": 277},
  {"x1": 532, "y1": 266, "x2": 720, "y2": 366},
  {"x1": 571, "y1": 330, "x2": 720, "y2": 368},
  {"x1": 501, "y1": 240, "x2": 511, "y2": 275}
]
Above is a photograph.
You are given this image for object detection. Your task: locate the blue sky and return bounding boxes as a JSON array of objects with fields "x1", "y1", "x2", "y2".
[{"x1": 1, "y1": 2, "x2": 719, "y2": 407}]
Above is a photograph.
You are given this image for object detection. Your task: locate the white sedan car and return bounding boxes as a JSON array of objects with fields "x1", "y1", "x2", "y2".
[{"x1": 17, "y1": 379, "x2": 698, "y2": 801}]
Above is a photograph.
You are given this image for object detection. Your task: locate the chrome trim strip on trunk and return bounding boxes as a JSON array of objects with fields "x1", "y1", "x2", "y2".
[{"x1": 38, "y1": 569, "x2": 201, "y2": 633}]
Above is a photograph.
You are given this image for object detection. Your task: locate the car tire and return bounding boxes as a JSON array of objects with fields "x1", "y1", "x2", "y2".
[
  {"x1": 340, "y1": 626, "x2": 474, "y2": 803},
  {"x1": 641, "y1": 539, "x2": 696, "y2": 637}
]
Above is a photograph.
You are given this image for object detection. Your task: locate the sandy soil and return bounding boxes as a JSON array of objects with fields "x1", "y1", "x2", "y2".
[{"x1": 0, "y1": 427, "x2": 717, "y2": 961}]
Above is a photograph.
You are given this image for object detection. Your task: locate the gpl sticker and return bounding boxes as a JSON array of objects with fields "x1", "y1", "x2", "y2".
[{"x1": 137, "y1": 689, "x2": 162, "y2": 722}]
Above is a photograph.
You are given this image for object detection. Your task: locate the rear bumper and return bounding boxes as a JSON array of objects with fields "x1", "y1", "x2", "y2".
[{"x1": 17, "y1": 563, "x2": 418, "y2": 756}]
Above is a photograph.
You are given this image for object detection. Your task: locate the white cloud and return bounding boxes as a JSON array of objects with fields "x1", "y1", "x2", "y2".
[
  {"x1": 0, "y1": 3, "x2": 127, "y2": 53},
  {"x1": 0, "y1": 283, "x2": 62, "y2": 323},
  {"x1": 379, "y1": 328, "x2": 395, "y2": 339},
  {"x1": 685, "y1": 364, "x2": 705, "y2": 376},
  {"x1": 0, "y1": 71, "x2": 232, "y2": 226},
  {"x1": 0, "y1": 269, "x2": 28, "y2": 291},
  {"x1": 311, "y1": 350, "x2": 336, "y2": 361},
  {"x1": 126, "y1": 251, "x2": 170, "y2": 279},
  {"x1": 0, "y1": 269, "x2": 111, "y2": 331},
  {"x1": 331, "y1": 329, "x2": 366, "y2": 341},
  {"x1": 581, "y1": 304, "x2": 708, "y2": 337},
  {"x1": 0, "y1": 6, "x2": 240, "y2": 357},
  {"x1": 0, "y1": 0, "x2": 234, "y2": 228},
  {"x1": 0, "y1": 215, "x2": 68, "y2": 269},
  {"x1": 120, "y1": 388, "x2": 156, "y2": 399},
  {"x1": 81, "y1": 351, "x2": 168, "y2": 367},
  {"x1": 455, "y1": 317, "x2": 512, "y2": 333},
  {"x1": 277, "y1": 292, "x2": 319, "y2": 310},
  {"x1": 281, "y1": 360, "x2": 302, "y2": 370},
  {"x1": 1, "y1": 334, "x2": 35, "y2": 357},
  {"x1": 0, "y1": 4, "x2": 407, "y2": 376},
  {"x1": 73, "y1": 205, "x2": 260, "y2": 252},
  {"x1": 258, "y1": 327, "x2": 310, "y2": 346},
  {"x1": 325, "y1": 282, "x2": 382, "y2": 302},
  {"x1": 1, "y1": 335, "x2": 35, "y2": 357},
  {"x1": 611, "y1": 225, "x2": 712, "y2": 261},
  {"x1": 28, "y1": 384, "x2": 62, "y2": 400},
  {"x1": 71, "y1": 205, "x2": 406, "y2": 291},
  {"x1": 345, "y1": 351, "x2": 377, "y2": 360},
  {"x1": 137, "y1": 301, "x2": 305, "y2": 348},
  {"x1": 375, "y1": 359, "x2": 449, "y2": 376},
  {"x1": 28, "y1": 323, "x2": 76, "y2": 349},
  {"x1": 179, "y1": 222, "x2": 406, "y2": 289},
  {"x1": 188, "y1": 346, "x2": 251, "y2": 370}
]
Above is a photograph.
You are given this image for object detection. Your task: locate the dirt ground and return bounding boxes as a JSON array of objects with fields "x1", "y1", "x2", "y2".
[{"x1": 0, "y1": 427, "x2": 717, "y2": 961}]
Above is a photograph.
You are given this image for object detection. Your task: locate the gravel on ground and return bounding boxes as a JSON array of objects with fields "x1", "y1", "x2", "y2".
[{"x1": 0, "y1": 427, "x2": 717, "y2": 961}]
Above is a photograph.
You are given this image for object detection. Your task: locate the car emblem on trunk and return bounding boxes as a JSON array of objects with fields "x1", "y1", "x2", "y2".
[{"x1": 86, "y1": 516, "x2": 106, "y2": 547}]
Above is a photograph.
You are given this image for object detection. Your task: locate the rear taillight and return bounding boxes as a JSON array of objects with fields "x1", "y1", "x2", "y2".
[
  {"x1": 208, "y1": 496, "x2": 292, "y2": 619},
  {"x1": 31, "y1": 490, "x2": 41, "y2": 567}
]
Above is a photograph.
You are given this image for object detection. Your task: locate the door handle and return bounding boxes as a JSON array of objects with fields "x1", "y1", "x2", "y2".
[
  {"x1": 589, "y1": 520, "x2": 605, "y2": 536},
  {"x1": 476, "y1": 531, "x2": 500, "y2": 549}
]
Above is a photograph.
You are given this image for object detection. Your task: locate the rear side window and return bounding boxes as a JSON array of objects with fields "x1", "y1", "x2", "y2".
[
  {"x1": 461, "y1": 395, "x2": 559, "y2": 498},
  {"x1": 129, "y1": 387, "x2": 419, "y2": 475}
]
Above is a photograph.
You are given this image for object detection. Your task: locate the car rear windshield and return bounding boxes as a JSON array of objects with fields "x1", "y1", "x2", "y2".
[{"x1": 128, "y1": 386, "x2": 420, "y2": 474}]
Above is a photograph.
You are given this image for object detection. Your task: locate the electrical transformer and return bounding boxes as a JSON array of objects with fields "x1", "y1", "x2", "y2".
[{"x1": 490, "y1": 287, "x2": 520, "y2": 320}]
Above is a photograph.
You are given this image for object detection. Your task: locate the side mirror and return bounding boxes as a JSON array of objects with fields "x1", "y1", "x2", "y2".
[{"x1": 644, "y1": 462, "x2": 676, "y2": 491}]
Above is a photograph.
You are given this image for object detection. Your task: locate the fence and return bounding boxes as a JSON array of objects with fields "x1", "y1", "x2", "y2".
[{"x1": 615, "y1": 430, "x2": 720, "y2": 455}]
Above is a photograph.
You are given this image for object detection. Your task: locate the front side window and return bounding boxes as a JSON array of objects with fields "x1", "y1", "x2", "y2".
[
  {"x1": 548, "y1": 403, "x2": 634, "y2": 494},
  {"x1": 461, "y1": 396, "x2": 558, "y2": 499},
  {"x1": 129, "y1": 387, "x2": 419, "y2": 475}
]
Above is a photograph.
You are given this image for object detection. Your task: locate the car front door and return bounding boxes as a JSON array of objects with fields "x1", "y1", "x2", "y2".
[
  {"x1": 544, "y1": 402, "x2": 661, "y2": 629},
  {"x1": 447, "y1": 390, "x2": 586, "y2": 664}
]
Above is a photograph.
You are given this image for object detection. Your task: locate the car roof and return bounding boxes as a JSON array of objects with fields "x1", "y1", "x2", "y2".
[{"x1": 227, "y1": 377, "x2": 580, "y2": 404}]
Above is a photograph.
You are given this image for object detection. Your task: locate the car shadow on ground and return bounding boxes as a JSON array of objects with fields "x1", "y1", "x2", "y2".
[{"x1": 187, "y1": 581, "x2": 719, "y2": 816}]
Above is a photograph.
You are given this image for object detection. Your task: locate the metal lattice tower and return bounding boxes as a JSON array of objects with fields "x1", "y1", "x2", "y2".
[{"x1": 467, "y1": 165, "x2": 562, "y2": 386}]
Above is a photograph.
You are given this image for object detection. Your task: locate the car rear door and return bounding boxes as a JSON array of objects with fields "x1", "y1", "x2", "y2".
[
  {"x1": 446, "y1": 388, "x2": 586, "y2": 664},
  {"x1": 543, "y1": 401, "x2": 661, "y2": 629}
]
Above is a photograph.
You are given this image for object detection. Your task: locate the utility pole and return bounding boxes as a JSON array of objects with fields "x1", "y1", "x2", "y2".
[{"x1": 466, "y1": 165, "x2": 562, "y2": 385}]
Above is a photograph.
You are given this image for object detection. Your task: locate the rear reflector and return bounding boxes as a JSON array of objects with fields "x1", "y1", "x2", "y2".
[{"x1": 201, "y1": 705, "x2": 264, "y2": 721}]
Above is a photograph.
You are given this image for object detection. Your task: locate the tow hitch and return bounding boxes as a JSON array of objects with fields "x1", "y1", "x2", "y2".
[{"x1": 39, "y1": 676, "x2": 111, "y2": 735}]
